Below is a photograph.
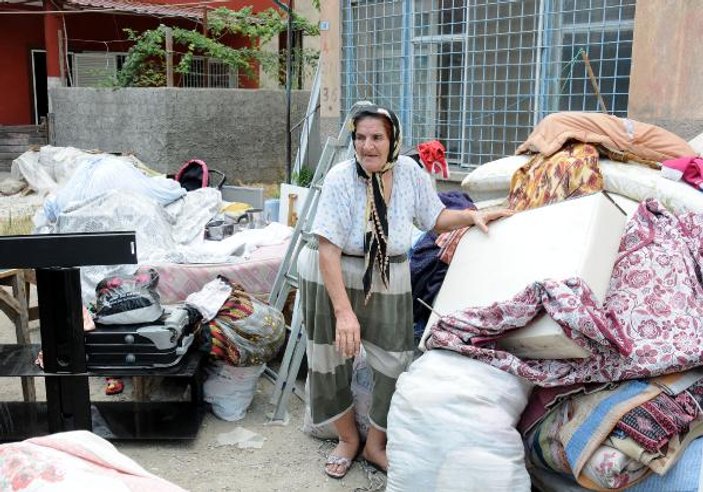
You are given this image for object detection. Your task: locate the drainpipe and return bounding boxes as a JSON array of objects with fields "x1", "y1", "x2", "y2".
[
  {"x1": 43, "y1": 0, "x2": 63, "y2": 102},
  {"x1": 285, "y1": 0, "x2": 294, "y2": 183}
]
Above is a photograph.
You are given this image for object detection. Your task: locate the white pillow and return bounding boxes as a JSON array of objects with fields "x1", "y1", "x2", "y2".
[
  {"x1": 689, "y1": 131, "x2": 703, "y2": 155},
  {"x1": 600, "y1": 159, "x2": 703, "y2": 214},
  {"x1": 461, "y1": 155, "x2": 530, "y2": 201},
  {"x1": 599, "y1": 160, "x2": 657, "y2": 204},
  {"x1": 654, "y1": 173, "x2": 703, "y2": 213}
]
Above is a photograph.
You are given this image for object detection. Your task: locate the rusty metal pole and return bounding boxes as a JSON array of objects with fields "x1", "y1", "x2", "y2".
[
  {"x1": 202, "y1": 7, "x2": 208, "y2": 35},
  {"x1": 57, "y1": 29, "x2": 66, "y2": 87}
]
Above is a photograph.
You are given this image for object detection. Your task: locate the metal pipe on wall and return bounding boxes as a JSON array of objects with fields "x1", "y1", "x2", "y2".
[{"x1": 285, "y1": 0, "x2": 294, "y2": 184}]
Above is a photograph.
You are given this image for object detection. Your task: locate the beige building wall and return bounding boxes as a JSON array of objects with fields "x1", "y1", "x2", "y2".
[
  {"x1": 319, "y1": 0, "x2": 341, "y2": 142},
  {"x1": 628, "y1": 0, "x2": 703, "y2": 139},
  {"x1": 259, "y1": 0, "x2": 321, "y2": 91}
]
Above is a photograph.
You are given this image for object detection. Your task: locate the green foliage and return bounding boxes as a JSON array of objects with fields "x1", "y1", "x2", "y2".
[
  {"x1": 292, "y1": 165, "x2": 314, "y2": 188},
  {"x1": 114, "y1": 7, "x2": 319, "y2": 88},
  {"x1": 208, "y1": 6, "x2": 319, "y2": 41}
]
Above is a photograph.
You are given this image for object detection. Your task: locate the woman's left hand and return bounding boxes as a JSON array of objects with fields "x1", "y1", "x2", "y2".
[
  {"x1": 469, "y1": 208, "x2": 515, "y2": 233},
  {"x1": 434, "y1": 206, "x2": 515, "y2": 235}
]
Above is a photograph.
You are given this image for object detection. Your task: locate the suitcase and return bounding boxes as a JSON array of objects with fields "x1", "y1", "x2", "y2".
[{"x1": 85, "y1": 307, "x2": 198, "y2": 370}]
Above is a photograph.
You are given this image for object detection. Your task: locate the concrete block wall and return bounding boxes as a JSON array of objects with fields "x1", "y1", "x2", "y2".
[{"x1": 50, "y1": 88, "x2": 312, "y2": 182}]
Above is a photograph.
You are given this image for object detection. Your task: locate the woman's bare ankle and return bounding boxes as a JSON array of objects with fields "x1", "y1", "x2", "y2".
[{"x1": 362, "y1": 446, "x2": 388, "y2": 471}]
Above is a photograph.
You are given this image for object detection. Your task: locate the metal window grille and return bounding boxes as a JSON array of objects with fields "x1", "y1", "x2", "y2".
[
  {"x1": 73, "y1": 52, "x2": 127, "y2": 87},
  {"x1": 181, "y1": 57, "x2": 238, "y2": 88},
  {"x1": 342, "y1": 0, "x2": 636, "y2": 168}
]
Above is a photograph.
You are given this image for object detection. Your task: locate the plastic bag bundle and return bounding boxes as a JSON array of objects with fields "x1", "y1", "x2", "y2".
[
  {"x1": 93, "y1": 269, "x2": 163, "y2": 325},
  {"x1": 44, "y1": 154, "x2": 185, "y2": 223},
  {"x1": 208, "y1": 281, "x2": 285, "y2": 366},
  {"x1": 386, "y1": 350, "x2": 533, "y2": 492},
  {"x1": 203, "y1": 361, "x2": 265, "y2": 421}
]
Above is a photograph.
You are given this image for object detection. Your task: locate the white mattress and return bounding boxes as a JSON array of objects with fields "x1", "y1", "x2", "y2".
[{"x1": 420, "y1": 192, "x2": 630, "y2": 359}]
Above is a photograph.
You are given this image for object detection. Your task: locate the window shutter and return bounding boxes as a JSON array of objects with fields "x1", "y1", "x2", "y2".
[{"x1": 73, "y1": 53, "x2": 118, "y2": 87}]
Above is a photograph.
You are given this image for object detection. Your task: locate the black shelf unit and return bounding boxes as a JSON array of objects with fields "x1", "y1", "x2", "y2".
[
  {"x1": 0, "y1": 344, "x2": 206, "y2": 441},
  {"x1": 0, "y1": 395, "x2": 205, "y2": 441},
  {"x1": 0, "y1": 232, "x2": 207, "y2": 441}
]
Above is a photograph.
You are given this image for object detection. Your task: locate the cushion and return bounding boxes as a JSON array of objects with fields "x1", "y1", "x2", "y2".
[
  {"x1": 600, "y1": 160, "x2": 703, "y2": 214},
  {"x1": 516, "y1": 112, "x2": 695, "y2": 163},
  {"x1": 461, "y1": 155, "x2": 530, "y2": 201}
]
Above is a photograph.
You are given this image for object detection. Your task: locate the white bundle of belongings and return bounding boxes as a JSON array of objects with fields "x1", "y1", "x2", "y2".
[
  {"x1": 389, "y1": 192, "x2": 626, "y2": 492},
  {"x1": 387, "y1": 123, "x2": 703, "y2": 492},
  {"x1": 8, "y1": 146, "x2": 292, "y2": 305}
]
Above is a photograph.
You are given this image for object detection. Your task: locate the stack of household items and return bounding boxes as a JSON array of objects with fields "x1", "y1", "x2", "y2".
[
  {"x1": 2, "y1": 146, "x2": 290, "y2": 417},
  {"x1": 86, "y1": 269, "x2": 199, "y2": 371},
  {"x1": 386, "y1": 112, "x2": 703, "y2": 491},
  {"x1": 196, "y1": 276, "x2": 285, "y2": 421}
]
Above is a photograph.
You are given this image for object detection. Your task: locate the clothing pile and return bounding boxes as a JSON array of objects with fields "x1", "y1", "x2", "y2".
[{"x1": 395, "y1": 114, "x2": 703, "y2": 491}]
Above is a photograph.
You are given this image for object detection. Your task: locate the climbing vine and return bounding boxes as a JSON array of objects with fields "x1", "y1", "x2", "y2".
[{"x1": 114, "y1": 6, "x2": 319, "y2": 88}]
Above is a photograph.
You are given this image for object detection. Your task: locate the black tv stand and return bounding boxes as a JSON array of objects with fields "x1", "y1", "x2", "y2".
[{"x1": 0, "y1": 232, "x2": 206, "y2": 441}]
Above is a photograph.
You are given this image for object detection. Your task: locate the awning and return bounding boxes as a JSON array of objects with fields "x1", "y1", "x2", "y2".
[{"x1": 61, "y1": 0, "x2": 215, "y2": 19}]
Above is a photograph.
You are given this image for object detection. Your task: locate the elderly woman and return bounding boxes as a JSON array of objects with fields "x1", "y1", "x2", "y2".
[{"x1": 297, "y1": 105, "x2": 512, "y2": 478}]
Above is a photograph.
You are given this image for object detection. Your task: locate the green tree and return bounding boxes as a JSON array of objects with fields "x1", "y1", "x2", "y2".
[{"x1": 114, "y1": 6, "x2": 319, "y2": 88}]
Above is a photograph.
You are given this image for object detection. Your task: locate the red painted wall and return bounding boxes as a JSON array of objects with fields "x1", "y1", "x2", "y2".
[
  {"x1": 0, "y1": 0, "x2": 283, "y2": 124},
  {"x1": 0, "y1": 14, "x2": 45, "y2": 125}
]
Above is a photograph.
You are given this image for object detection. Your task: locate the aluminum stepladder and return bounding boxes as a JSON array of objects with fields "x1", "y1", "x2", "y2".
[
  {"x1": 291, "y1": 58, "x2": 321, "y2": 176},
  {"x1": 266, "y1": 101, "x2": 374, "y2": 423}
]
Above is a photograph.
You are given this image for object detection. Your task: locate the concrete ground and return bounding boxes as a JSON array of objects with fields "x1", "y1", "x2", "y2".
[{"x1": 0, "y1": 285, "x2": 386, "y2": 492}]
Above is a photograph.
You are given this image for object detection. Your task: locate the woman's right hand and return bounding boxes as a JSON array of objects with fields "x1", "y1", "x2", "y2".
[
  {"x1": 317, "y1": 236, "x2": 361, "y2": 359},
  {"x1": 335, "y1": 308, "x2": 361, "y2": 358}
]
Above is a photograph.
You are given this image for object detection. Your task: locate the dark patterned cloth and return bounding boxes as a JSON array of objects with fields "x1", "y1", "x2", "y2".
[
  {"x1": 409, "y1": 191, "x2": 474, "y2": 339},
  {"x1": 616, "y1": 391, "x2": 697, "y2": 453}
]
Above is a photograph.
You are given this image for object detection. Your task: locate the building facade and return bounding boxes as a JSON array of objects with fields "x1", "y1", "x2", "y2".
[
  {"x1": 0, "y1": 0, "x2": 280, "y2": 125},
  {"x1": 340, "y1": 0, "x2": 637, "y2": 168}
]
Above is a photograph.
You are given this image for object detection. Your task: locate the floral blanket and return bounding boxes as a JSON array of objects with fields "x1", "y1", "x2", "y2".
[
  {"x1": 525, "y1": 374, "x2": 703, "y2": 490},
  {"x1": 508, "y1": 142, "x2": 603, "y2": 212},
  {"x1": 426, "y1": 199, "x2": 703, "y2": 387},
  {"x1": 0, "y1": 430, "x2": 185, "y2": 491}
]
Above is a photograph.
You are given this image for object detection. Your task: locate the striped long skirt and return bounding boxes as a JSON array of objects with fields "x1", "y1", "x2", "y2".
[{"x1": 297, "y1": 243, "x2": 414, "y2": 431}]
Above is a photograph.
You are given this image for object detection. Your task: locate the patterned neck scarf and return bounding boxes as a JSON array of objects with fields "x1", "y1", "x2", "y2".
[{"x1": 351, "y1": 106, "x2": 402, "y2": 302}]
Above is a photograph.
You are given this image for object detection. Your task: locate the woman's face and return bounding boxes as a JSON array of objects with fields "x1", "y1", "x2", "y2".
[{"x1": 354, "y1": 117, "x2": 391, "y2": 173}]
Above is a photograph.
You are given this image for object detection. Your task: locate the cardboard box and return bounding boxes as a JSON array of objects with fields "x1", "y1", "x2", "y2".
[
  {"x1": 420, "y1": 192, "x2": 627, "y2": 359},
  {"x1": 279, "y1": 183, "x2": 310, "y2": 227}
]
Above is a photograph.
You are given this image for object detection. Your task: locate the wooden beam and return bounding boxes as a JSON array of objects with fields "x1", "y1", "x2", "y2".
[{"x1": 165, "y1": 27, "x2": 174, "y2": 87}]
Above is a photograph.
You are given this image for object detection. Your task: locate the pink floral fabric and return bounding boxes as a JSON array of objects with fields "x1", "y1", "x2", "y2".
[
  {"x1": 0, "y1": 430, "x2": 185, "y2": 491},
  {"x1": 426, "y1": 199, "x2": 703, "y2": 387}
]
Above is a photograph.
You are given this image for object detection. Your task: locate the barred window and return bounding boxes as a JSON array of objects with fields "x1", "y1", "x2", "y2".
[{"x1": 342, "y1": 0, "x2": 636, "y2": 168}]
